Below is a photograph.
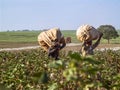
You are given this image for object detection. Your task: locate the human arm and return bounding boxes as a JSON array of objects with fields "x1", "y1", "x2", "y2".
[
  {"x1": 59, "y1": 37, "x2": 66, "y2": 50},
  {"x1": 48, "y1": 42, "x2": 60, "y2": 56},
  {"x1": 91, "y1": 32, "x2": 103, "y2": 50}
]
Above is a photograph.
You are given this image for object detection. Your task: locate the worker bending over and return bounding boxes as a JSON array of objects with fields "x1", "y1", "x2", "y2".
[
  {"x1": 38, "y1": 28, "x2": 66, "y2": 60},
  {"x1": 76, "y1": 24, "x2": 103, "y2": 56}
]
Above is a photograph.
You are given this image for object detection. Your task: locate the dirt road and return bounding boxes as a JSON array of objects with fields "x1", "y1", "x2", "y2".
[
  {"x1": 0, "y1": 43, "x2": 81, "y2": 52},
  {"x1": 0, "y1": 43, "x2": 120, "y2": 52}
]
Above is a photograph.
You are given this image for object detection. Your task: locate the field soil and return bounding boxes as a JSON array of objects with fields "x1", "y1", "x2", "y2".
[
  {"x1": 0, "y1": 42, "x2": 38, "y2": 48},
  {"x1": 0, "y1": 42, "x2": 120, "y2": 52},
  {"x1": 63, "y1": 43, "x2": 120, "y2": 52}
]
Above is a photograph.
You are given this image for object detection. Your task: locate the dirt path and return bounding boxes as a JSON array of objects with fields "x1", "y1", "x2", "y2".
[
  {"x1": 0, "y1": 43, "x2": 120, "y2": 52},
  {"x1": 0, "y1": 43, "x2": 81, "y2": 52}
]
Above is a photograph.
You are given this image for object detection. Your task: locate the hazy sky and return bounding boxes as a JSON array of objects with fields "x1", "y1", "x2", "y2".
[{"x1": 0, "y1": 0, "x2": 120, "y2": 31}]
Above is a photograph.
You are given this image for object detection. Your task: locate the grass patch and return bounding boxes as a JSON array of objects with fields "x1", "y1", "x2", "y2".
[{"x1": 0, "y1": 30, "x2": 120, "y2": 44}]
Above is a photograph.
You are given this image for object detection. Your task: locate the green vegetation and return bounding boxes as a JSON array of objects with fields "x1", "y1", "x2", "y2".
[
  {"x1": 0, "y1": 30, "x2": 120, "y2": 44},
  {"x1": 100, "y1": 37, "x2": 120, "y2": 44},
  {"x1": 98, "y1": 25, "x2": 119, "y2": 44},
  {"x1": 0, "y1": 31, "x2": 40, "y2": 43},
  {"x1": 0, "y1": 30, "x2": 78, "y2": 43},
  {"x1": 117, "y1": 30, "x2": 120, "y2": 34},
  {"x1": 0, "y1": 49, "x2": 120, "y2": 90},
  {"x1": 61, "y1": 30, "x2": 79, "y2": 43}
]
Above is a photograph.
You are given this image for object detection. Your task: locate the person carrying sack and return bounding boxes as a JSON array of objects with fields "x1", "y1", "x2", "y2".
[
  {"x1": 38, "y1": 28, "x2": 66, "y2": 60},
  {"x1": 76, "y1": 24, "x2": 103, "y2": 56}
]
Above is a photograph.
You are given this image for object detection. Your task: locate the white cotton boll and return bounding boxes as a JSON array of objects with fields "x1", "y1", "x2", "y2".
[
  {"x1": 50, "y1": 73, "x2": 54, "y2": 78},
  {"x1": 44, "y1": 64, "x2": 47, "y2": 67}
]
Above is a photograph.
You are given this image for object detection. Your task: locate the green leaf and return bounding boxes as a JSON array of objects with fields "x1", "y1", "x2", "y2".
[
  {"x1": 39, "y1": 72, "x2": 49, "y2": 84},
  {"x1": 83, "y1": 57, "x2": 101, "y2": 64},
  {"x1": 32, "y1": 71, "x2": 49, "y2": 84},
  {"x1": 48, "y1": 83, "x2": 58, "y2": 90},
  {"x1": 0, "y1": 84, "x2": 10, "y2": 90},
  {"x1": 48, "y1": 60, "x2": 64, "y2": 69},
  {"x1": 81, "y1": 66, "x2": 99, "y2": 74},
  {"x1": 63, "y1": 68, "x2": 77, "y2": 81},
  {"x1": 69, "y1": 52, "x2": 82, "y2": 61}
]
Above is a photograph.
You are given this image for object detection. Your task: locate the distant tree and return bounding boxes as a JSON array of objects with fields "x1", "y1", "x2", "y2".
[
  {"x1": 97, "y1": 25, "x2": 119, "y2": 44},
  {"x1": 23, "y1": 29, "x2": 29, "y2": 31}
]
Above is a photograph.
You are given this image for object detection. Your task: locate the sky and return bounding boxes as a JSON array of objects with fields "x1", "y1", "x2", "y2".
[{"x1": 0, "y1": 0, "x2": 120, "y2": 31}]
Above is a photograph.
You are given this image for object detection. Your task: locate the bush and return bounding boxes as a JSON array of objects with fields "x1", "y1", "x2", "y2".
[{"x1": 0, "y1": 49, "x2": 120, "y2": 90}]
